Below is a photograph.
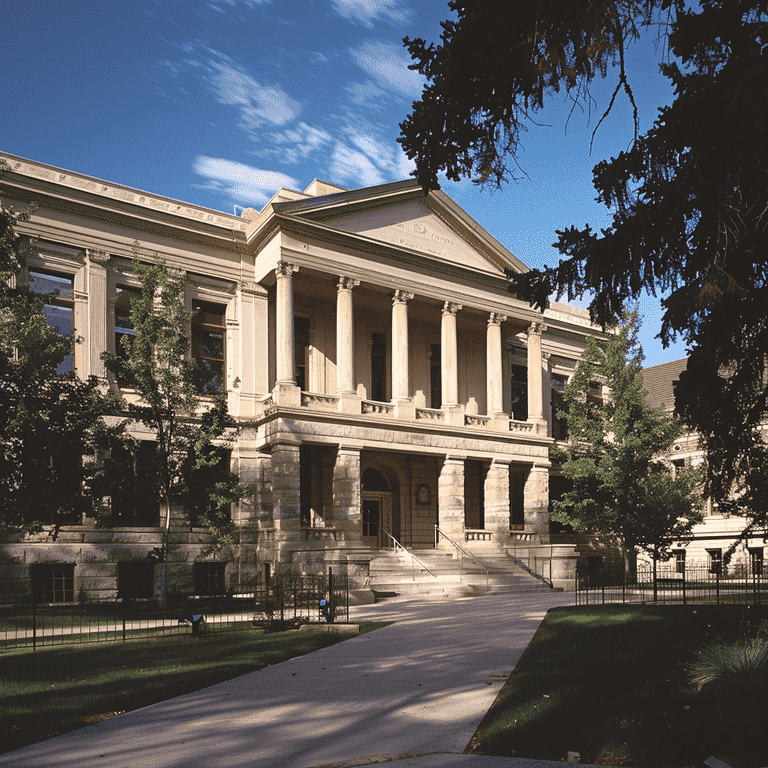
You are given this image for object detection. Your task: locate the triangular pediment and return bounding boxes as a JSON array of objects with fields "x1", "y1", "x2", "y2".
[{"x1": 272, "y1": 181, "x2": 528, "y2": 277}]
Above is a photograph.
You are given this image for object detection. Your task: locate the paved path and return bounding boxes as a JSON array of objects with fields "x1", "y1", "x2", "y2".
[{"x1": 3, "y1": 592, "x2": 577, "y2": 768}]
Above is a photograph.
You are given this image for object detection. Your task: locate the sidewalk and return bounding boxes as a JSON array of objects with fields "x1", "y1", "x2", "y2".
[{"x1": 3, "y1": 592, "x2": 582, "y2": 768}]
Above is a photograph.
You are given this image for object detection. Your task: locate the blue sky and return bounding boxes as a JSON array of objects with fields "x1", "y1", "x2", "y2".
[{"x1": 1, "y1": 0, "x2": 687, "y2": 366}]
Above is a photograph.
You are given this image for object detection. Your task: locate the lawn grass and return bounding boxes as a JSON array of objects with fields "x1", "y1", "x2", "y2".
[
  {"x1": 0, "y1": 622, "x2": 387, "y2": 756},
  {"x1": 468, "y1": 605, "x2": 768, "y2": 768}
]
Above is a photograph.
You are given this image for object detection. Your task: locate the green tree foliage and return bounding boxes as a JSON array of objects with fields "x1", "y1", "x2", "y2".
[
  {"x1": 0, "y1": 169, "x2": 107, "y2": 535},
  {"x1": 101, "y1": 257, "x2": 245, "y2": 557},
  {"x1": 552, "y1": 315, "x2": 703, "y2": 559},
  {"x1": 400, "y1": 1, "x2": 768, "y2": 521}
]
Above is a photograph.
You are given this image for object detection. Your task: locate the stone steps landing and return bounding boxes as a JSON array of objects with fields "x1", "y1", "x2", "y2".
[{"x1": 369, "y1": 548, "x2": 551, "y2": 599}]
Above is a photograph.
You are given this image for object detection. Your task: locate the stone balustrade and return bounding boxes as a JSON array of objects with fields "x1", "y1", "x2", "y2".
[
  {"x1": 464, "y1": 529, "x2": 494, "y2": 542},
  {"x1": 301, "y1": 527, "x2": 340, "y2": 542}
]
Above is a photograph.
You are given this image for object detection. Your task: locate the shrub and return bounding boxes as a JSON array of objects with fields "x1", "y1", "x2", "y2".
[{"x1": 688, "y1": 637, "x2": 768, "y2": 693}]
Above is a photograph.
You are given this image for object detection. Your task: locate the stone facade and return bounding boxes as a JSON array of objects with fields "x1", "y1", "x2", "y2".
[{"x1": 0, "y1": 151, "x2": 599, "y2": 602}]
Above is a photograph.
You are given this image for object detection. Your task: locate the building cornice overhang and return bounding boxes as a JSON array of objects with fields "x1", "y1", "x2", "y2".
[
  {"x1": 263, "y1": 211, "x2": 519, "y2": 295},
  {"x1": 0, "y1": 152, "x2": 247, "y2": 252},
  {"x1": 269, "y1": 179, "x2": 528, "y2": 277}
]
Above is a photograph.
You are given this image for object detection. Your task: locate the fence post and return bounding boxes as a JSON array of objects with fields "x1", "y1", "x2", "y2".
[
  {"x1": 123, "y1": 598, "x2": 127, "y2": 642},
  {"x1": 653, "y1": 557, "x2": 658, "y2": 603},
  {"x1": 32, "y1": 596, "x2": 37, "y2": 651},
  {"x1": 328, "y1": 567, "x2": 335, "y2": 624},
  {"x1": 716, "y1": 569, "x2": 720, "y2": 605},
  {"x1": 682, "y1": 566, "x2": 686, "y2": 605}
]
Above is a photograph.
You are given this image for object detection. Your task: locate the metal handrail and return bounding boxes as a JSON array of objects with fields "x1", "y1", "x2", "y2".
[
  {"x1": 377, "y1": 524, "x2": 438, "y2": 580},
  {"x1": 435, "y1": 525, "x2": 490, "y2": 592}
]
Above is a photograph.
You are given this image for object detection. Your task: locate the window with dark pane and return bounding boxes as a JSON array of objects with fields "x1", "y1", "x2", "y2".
[
  {"x1": 510, "y1": 364, "x2": 528, "y2": 420},
  {"x1": 551, "y1": 373, "x2": 568, "y2": 440},
  {"x1": 194, "y1": 562, "x2": 226, "y2": 596},
  {"x1": 192, "y1": 300, "x2": 226, "y2": 394},
  {"x1": 31, "y1": 563, "x2": 74, "y2": 604},
  {"x1": 115, "y1": 285, "x2": 140, "y2": 361},
  {"x1": 110, "y1": 441, "x2": 160, "y2": 526},
  {"x1": 371, "y1": 332, "x2": 387, "y2": 402},
  {"x1": 29, "y1": 270, "x2": 74, "y2": 375},
  {"x1": 430, "y1": 344, "x2": 441, "y2": 408},
  {"x1": 294, "y1": 316, "x2": 310, "y2": 391},
  {"x1": 118, "y1": 561, "x2": 156, "y2": 600}
]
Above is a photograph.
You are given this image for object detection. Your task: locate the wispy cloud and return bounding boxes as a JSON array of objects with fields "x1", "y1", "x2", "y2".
[
  {"x1": 210, "y1": 59, "x2": 302, "y2": 130},
  {"x1": 350, "y1": 41, "x2": 423, "y2": 100},
  {"x1": 193, "y1": 156, "x2": 299, "y2": 206},
  {"x1": 331, "y1": 0, "x2": 411, "y2": 29},
  {"x1": 346, "y1": 80, "x2": 388, "y2": 110},
  {"x1": 264, "y1": 122, "x2": 334, "y2": 163}
]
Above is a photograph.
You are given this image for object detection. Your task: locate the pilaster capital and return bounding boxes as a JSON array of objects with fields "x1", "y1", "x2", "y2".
[
  {"x1": 527, "y1": 321, "x2": 547, "y2": 337},
  {"x1": 542, "y1": 352, "x2": 552, "y2": 366},
  {"x1": 392, "y1": 289, "x2": 414, "y2": 304},
  {"x1": 239, "y1": 280, "x2": 266, "y2": 296},
  {"x1": 488, "y1": 312, "x2": 507, "y2": 326},
  {"x1": 275, "y1": 261, "x2": 297, "y2": 278},
  {"x1": 337, "y1": 276, "x2": 360, "y2": 291},
  {"x1": 442, "y1": 301, "x2": 462, "y2": 317},
  {"x1": 86, "y1": 248, "x2": 110, "y2": 266}
]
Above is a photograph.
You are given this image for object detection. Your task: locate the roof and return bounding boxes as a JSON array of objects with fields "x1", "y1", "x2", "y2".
[{"x1": 641, "y1": 358, "x2": 688, "y2": 412}]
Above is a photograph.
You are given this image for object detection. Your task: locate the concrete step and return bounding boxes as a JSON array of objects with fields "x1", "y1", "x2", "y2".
[{"x1": 368, "y1": 547, "x2": 551, "y2": 600}]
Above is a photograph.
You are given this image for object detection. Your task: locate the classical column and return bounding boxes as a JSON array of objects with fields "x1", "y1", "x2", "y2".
[
  {"x1": 526, "y1": 322, "x2": 547, "y2": 425},
  {"x1": 524, "y1": 463, "x2": 550, "y2": 543},
  {"x1": 485, "y1": 459, "x2": 511, "y2": 543},
  {"x1": 333, "y1": 446, "x2": 362, "y2": 544},
  {"x1": 441, "y1": 302, "x2": 462, "y2": 407},
  {"x1": 271, "y1": 437, "x2": 302, "y2": 547},
  {"x1": 86, "y1": 249, "x2": 109, "y2": 379},
  {"x1": 275, "y1": 262, "x2": 297, "y2": 385},
  {"x1": 336, "y1": 276, "x2": 359, "y2": 394},
  {"x1": 391, "y1": 290, "x2": 414, "y2": 401},
  {"x1": 486, "y1": 313, "x2": 507, "y2": 415},
  {"x1": 438, "y1": 455, "x2": 466, "y2": 542}
]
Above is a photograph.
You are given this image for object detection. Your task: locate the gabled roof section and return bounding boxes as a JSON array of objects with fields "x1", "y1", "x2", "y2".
[
  {"x1": 641, "y1": 358, "x2": 688, "y2": 413},
  {"x1": 269, "y1": 179, "x2": 529, "y2": 277}
]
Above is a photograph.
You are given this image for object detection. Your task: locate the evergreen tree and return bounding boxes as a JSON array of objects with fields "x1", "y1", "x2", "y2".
[
  {"x1": 101, "y1": 256, "x2": 246, "y2": 601},
  {"x1": 553, "y1": 314, "x2": 703, "y2": 563},
  {"x1": 401, "y1": 0, "x2": 767, "y2": 524},
  {"x1": 0, "y1": 164, "x2": 107, "y2": 535}
]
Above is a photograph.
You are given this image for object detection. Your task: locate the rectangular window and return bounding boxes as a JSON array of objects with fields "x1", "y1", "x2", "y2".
[
  {"x1": 29, "y1": 270, "x2": 75, "y2": 375},
  {"x1": 192, "y1": 300, "x2": 226, "y2": 394},
  {"x1": 750, "y1": 547, "x2": 764, "y2": 576},
  {"x1": 510, "y1": 364, "x2": 528, "y2": 421},
  {"x1": 115, "y1": 285, "x2": 140, "y2": 362},
  {"x1": 707, "y1": 548, "x2": 723, "y2": 575},
  {"x1": 430, "y1": 344, "x2": 441, "y2": 408},
  {"x1": 674, "y1": 549, "x2": 686, "y2": 574},
  {"x1": 118, "y1": 561, "x2": 156, "y2": 600},
  {"x1": 551, "y1": 373, "x2": 568, "y2": 440},
  {"x1": 371, "y1": 332, "x2": 387, "y2": 402},
  {"x1": 294, "y1": 316, "x2": 310, "y2": 391},
  {"x1": 31, "y1": 563, "x2": 74, "y2": 604},
  {"x1": 194, "y1": 563, "x2": 226, "y2": 596},
  {"x1": 110, "y1": 441, "x2": 160, "y2": 526}
]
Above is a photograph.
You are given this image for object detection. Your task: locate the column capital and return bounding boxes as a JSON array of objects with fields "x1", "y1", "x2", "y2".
[
  {"x1": 488, "y1": 312, "x2": 507, "y2": 326},
  {"x1": 542, "y1": 352, "x2": 552, "y2": 366},
  {"x1": 392, "y1": 289, "x2": 414, "y2": 304},
  {"x1": 442, "y1": 301, "x2": 462, "y2": 316},
  {"x1": 337, "y1": 276, "x2": 360, "y2": 291},
  {"x1": 527, "y1": 321, "x2": 547, "y2": 336},
  {"x1": 86, "y1": 248, "x2": 110, "y2": 266},
  {"x1": 275, "y1": 261, "x2": 298, "y2": 278}
]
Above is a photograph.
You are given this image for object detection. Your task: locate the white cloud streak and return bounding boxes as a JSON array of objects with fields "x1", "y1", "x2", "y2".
[
  {"x1": 331, "y1": 0, "x2": 411, "y2": 29},
  {"x1": 193, "y1": 156, "x2": 299, "y2": 206},
  {"x1": 350, "y1": 41, "x2": 423, "y2": 99}
]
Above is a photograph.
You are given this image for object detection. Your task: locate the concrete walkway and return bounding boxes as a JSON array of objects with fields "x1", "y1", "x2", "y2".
[{"x1": 3, "y1": 592, "x2": 582, "y2": 768}]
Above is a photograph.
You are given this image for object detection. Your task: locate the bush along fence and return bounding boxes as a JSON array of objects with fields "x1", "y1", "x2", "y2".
[
  {"x1": 576, "y1": 562, "x2": 768, "y2": 605},
  {"x1": 0, "y1": 567, "x2": 349, "y2": 652}
]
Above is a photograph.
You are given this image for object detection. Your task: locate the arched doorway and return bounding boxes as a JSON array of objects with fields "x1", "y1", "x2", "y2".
[{"x1": 361, "y1": 467, "x2": 392, "y2": 548}]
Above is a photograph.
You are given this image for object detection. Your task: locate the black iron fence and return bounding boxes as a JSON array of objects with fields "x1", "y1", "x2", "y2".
[
  {"x1": 1, "y1": 568, "x2": 349, "y2": 652},
  {"x1": 576, "y1": 562, "x2": 768, "y2": 605}
]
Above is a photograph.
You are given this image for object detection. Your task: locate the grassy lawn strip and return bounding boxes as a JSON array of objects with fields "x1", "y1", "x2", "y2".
[
  {"x1": 0, "y1": 622, "x2": 388, "y2": 756},
  {"x1": 468, "y1": 605, "x2": 768, "y2": 768}
]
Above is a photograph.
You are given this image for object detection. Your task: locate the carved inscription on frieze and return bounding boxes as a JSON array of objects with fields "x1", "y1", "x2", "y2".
[{"x1": 394, "y1": 221, "x2": 455, "y2": 258}]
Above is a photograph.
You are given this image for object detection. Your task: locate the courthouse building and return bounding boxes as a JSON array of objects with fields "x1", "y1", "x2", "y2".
[{"x1": 0, "y1": 151, "x2": 598, "y2": 601}]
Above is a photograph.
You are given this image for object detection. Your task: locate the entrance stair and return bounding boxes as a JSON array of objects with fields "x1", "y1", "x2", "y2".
[{"x1": 368, "y1": 546, "x2": 552, "y2": 600}]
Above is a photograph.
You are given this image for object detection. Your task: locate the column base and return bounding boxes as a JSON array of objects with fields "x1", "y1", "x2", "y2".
[
  {"x1": 442, "y1": 404, "x2": 465, "y2": 427},
  {"x1": 393, "y1": 399, "x2": 415, "y2": 420},
  {"x1": 272, "y1": 382, "x2": 302, "y2": 408},
  {"x1": 337, "y1": 391, "x2": 362, "y2": 414}
]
